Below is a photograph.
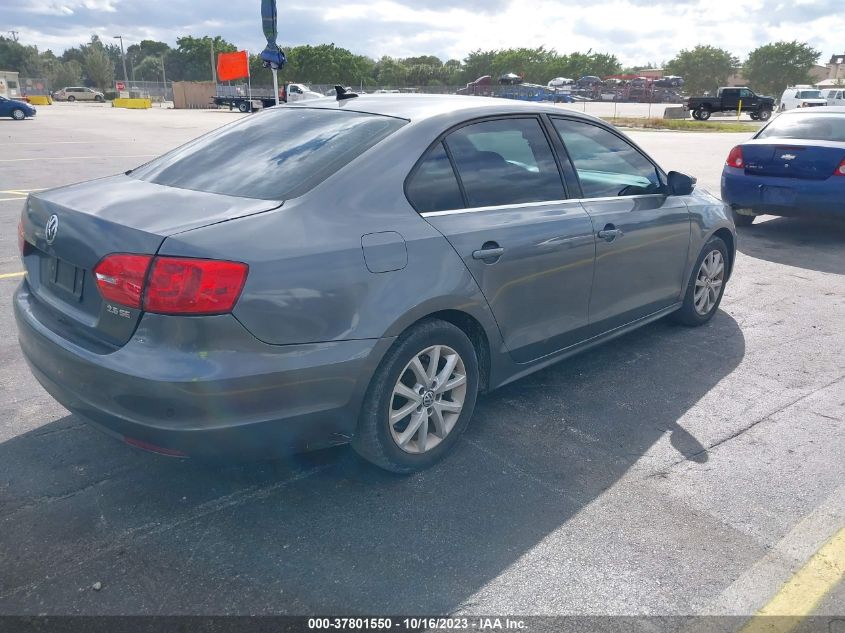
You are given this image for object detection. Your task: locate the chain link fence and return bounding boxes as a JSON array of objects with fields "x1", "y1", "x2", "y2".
[{"x1": 19, "y1": 77, "x2": 52, "y2": 96}]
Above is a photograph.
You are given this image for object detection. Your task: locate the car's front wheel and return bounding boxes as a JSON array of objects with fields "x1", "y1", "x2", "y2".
[
  {"x1": 671, "y1": 236, "x2": 729, "y2": 326},
  {"x1": 67, "y1": 95, "x2": 75, "y2": 102},
  {"x1": 11, "y1": 108, "x2": 26, "y2": 120},
  {"x1": 353, "y1": 319, "x2": 479, "y2": 473}
]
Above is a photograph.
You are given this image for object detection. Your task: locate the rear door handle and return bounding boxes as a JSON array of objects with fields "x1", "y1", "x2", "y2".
[
  {"x1": 472, "y1": 245, "x2": 504, "y2": 260},
  {"x1": 597, "y1": 225, "x2": 623, "y2": 242}
]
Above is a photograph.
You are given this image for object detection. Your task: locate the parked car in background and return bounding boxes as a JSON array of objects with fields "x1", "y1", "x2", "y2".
[
  {"x1": 778, "y1": 86, "x2": 827, "y2": 111},
  {"x1": 16, "y1": 95, "x2": 734, "y2": 473},
  {"x1": 688, "y1": 87, "x2": 774, "y2": 120},
  {"x1": 655, "y1": 76, "x2": 684, "y2": 88},
  {"x1": 456, "y1": 75, "x2": 492, "y2": 96},
  {"x1": 821, "y1": 88, "x2": 845, "y2": 106},
  {"x1": 547, "y1": 77, "x2": 574, "y2": 88},
  {"x1": 0, "y1": 94, "x2": 36, "y2": 120},
  {"x1": 721, "y1": 106, "x2": 845, "y2": 225},
  {"x1": 286, "y1": 83, "x2": 322, "y2": 102},
  {"x1": 52, "y1": 86, "x2": 105, "y2": 102}
]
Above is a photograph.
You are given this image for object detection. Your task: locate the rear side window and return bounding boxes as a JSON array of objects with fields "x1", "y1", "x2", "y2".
[
  {"x1": 444, "y1": 118, "x2": 565, "y2": 207},
  {"x1": 552, "y1": 118, "x2": 662, "y2": 198},
  {"x1": 757, "y1": 114, "x2": 845, "y2": 142},
  {"x1": 406, "y1": 142, "x2": 463, "y2": 213},
  {"x1": 131, "y1": 108, "x2": 405, "y2": 200}
]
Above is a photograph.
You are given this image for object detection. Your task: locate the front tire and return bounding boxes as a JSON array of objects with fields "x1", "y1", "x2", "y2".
[
  {"x1": 11, "y1": 108, "x2": 26, "y2": 120},
  {"x1": 237, "y1": 101, "x2": 250, "y2": 113},
  {"x1": 67, "y1": 95, "x2": 76, "y2": 102},
  {"x1": 671, "y1": 237, "x2": 729, "y2": 327},
  {"x1": 352, "y1": 319, "x2": 479, "y2": 473}
]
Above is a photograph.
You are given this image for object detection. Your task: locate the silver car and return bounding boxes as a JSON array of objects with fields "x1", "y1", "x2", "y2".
[
  {"x1": 16, "y1": 95, "x2": 735, "y2": 473},
  {"x1": 53, "y1": 86, "x2": 105, "y2": 102}
]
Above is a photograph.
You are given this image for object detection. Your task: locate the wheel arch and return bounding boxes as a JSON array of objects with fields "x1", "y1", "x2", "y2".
[{"x1": 712, "y1": 227, "x2": 736, "y2": 280}]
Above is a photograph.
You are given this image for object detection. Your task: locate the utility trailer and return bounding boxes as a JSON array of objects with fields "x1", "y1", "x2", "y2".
[{"x1": 213, "y1": 85, "x2": 281, "y2": 112}]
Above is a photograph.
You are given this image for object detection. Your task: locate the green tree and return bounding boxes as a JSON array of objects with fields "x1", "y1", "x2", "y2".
[
  {"x1": 49, "y1": 60, "x2": 83, "y2": 88},
  {"x1": 665, "y1": 45, "x2": 738, "y2": 95},
  {"x1": 280, "y1": 44, "x2": 374, "y2": 86},
  {"x1": 133, "y1": 55, "x2": 167, "y2": 81},
  {"x1": 82, "y1": 42, "x2": 115, "y2": 89},
  {"x1": 169, "y1": 36, "x2": 236, "y2": 81},
  {"x1": 0, "y1": 36, "x2": 44, "y2": 75},
  {"x1": 744, "y1": 41, "x2": 820, "y2": 97},
  {"x1": 374, "y1": 56, "x2": 408, "y2": 87}
]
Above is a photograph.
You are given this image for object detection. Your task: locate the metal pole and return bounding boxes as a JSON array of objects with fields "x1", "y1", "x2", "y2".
[
  {"x1": 272, "y1": 69, "x2": 279, "y2": 106},
  {"x1": 160, "y1": 55, "x2": 167, "y2": 103},
  {"x1": 210, "y1": 41, "x2": 217, "y2": 83},
  {"x1": 115, "y1": 35, "x2": 129, "y2": 84}
]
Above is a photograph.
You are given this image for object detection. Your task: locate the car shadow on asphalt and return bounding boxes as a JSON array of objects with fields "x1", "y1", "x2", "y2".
[
  {"x1": 0, "y1": 311, "x2": 744, "y2": 614},
  {"x1": 737, "y1": 216, "x2": 845, "y2": 275}
]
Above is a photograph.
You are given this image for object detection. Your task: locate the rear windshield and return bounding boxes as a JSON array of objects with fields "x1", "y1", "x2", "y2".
[
  {"x1": 131, "y1": 107, "x2": 406, "y2": 200},
  {"x1": 758, "y1": 113, "x2": 845, "y2": 142}
]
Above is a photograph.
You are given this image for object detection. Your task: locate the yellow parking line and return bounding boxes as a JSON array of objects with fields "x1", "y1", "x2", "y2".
[
  {"x1": 0, "y1": 197, "x2": 26, "y2": 202},
  {"x1": 740, "y1": 526, "x2": 845, "y2": 633},
  {"x1": 0, "y1": 155, "x2": 156, "y2": 163},
  {"x1": 0, "y1": 272, "x2": 25, "y2": 280},
  {"x1": 1, "y1": 188, "x2": 46, "y2": 195}
]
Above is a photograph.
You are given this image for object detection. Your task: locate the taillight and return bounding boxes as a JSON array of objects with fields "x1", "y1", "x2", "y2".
[
  {"x1": 18, "y1": 221, "x2": 26, "y2": 256},
  {"x1": 93, "y1": 254, "x2": 152, "y2": 309},
  {"x1": 144, "y1": 257, "x2": 248, "y2": 315},
  {"x1": 93, "y1": 254, "x2": 248, "y2": 314},
  {"x1": 834, "y1": 158, "x2": 845, "y2": 177},
  {"x1": 726, "y1": 146, "x2": 744, "y2": 168}
]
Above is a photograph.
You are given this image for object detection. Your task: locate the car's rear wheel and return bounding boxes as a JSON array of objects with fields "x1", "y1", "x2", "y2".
[
  {"x1": 352, "y1": 319, "x2": 479, "y2": 473},
  {"x1": 696, "y1": 107, "x2": 711, "y2": 120},
  {"x1": 671, "y1": 236, "x2": 729, "y2": 326},
  {"x1": 731, "y1": 208, "x2": 756, "y2": 227},
  {"x1": 691, "y1": 109, "x2": 701, "y2": 120},
  {"x1": 11, "y1": 108, "x2": 26, "y2": 120},
  {"x1": 749, "y1": 112, "x2": 759, "y2": 121},
  {"x1": 237, "y1": 101, "x2": 250, "y2": 113},
  {"x1": 757, "y1": 108, "x2": 771, "y2": 121}
]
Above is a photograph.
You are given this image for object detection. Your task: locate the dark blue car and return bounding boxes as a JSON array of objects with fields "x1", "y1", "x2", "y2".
[
  {"x1": 0, "y1": 95, "x2": 37, "y2": 120},
  {"x1": 721, "y1": 106, "x2": 845, "y2": 225}
]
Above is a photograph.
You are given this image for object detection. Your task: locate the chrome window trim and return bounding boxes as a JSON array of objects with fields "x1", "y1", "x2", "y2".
[{"x1": 419, "y1": 193, "x2": 667, "y2": 218}]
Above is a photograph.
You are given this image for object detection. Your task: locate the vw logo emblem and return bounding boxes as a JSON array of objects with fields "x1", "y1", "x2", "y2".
[
  {"x1": 45, "y1": 215, "x2": 59, "y2": 245},
  {"x1": 422, "y1": 390, "x2": 435, "y2": 407}
]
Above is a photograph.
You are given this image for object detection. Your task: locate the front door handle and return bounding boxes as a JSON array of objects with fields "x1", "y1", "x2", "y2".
[
  {"x1": 472, "y1": 243, "x2": 504, "y2": 261},
  {"x1": 597, "y1": 224, "x2": 623, "y2": 242}
]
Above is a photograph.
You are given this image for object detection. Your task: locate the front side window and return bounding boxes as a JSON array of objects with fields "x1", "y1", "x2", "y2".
[
  {"x1": 444, "y1": 118, "x2": 565, "y2": 208},
  {"x1": 740, "y1": 89, "x2": 752, "y2": 98},
  {"x1": 406, "y1": 142, "x2": 463, "y2": 213},
  {"x1": 131, "y1": 108, "x2": 406, "y2": 200},
  {"x1": 552, "y1": 118, "x2": 662, "y2": 198}
]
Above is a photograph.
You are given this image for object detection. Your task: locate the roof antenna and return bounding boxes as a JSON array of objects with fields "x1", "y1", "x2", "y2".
[{"x1": 335, "y1": 85, "x2": 359, "y2": 101}]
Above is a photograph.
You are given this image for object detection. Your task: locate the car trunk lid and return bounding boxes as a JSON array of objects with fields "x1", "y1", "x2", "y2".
[
  {"x1": 742, "y1": 140, "x2": 845, "y2": 180},
  {"x1": 20, "y1": 175, "x2": 280, "y2": 348}
]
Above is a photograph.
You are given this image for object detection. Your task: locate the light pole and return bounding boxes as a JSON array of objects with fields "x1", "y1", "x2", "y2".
[{"x1": 113, "y1": 35, "x2": 129, "y2": 85}]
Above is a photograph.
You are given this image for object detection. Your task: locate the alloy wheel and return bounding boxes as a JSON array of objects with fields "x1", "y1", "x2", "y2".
[
  {"x1": 694, "y1": 250, "x2": 725, "y2": 315},
  {"x1": 389, "y1": 345, "x2": 467, "y2": 454}
]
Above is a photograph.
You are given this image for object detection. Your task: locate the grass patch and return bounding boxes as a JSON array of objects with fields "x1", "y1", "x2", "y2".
[{"x1": 603, "y1": 117, "x2": 759, "y2": 133}]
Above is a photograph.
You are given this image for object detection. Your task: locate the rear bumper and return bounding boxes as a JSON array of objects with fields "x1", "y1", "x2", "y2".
[
  {"x1": 15, "y1": 281, "x2": 393, "y2": 458},
  {"x1": 721, "y1": 168, "x2": 845, "y2": 216}
]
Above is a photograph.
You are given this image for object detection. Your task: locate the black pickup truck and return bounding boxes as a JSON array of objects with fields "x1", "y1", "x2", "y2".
[{"x1": 687, "y1": 87, "x2": 774, "y2": 121}]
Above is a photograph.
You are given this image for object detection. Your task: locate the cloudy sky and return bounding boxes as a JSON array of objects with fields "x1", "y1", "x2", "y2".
[{"x1": 3, "y1": 0, "x2": 842, "y2": 66}]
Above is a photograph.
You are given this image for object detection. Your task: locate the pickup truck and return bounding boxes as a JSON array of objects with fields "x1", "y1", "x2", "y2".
[{"x1": 687, "y1": 87, "x2": 774, "y2": 121}]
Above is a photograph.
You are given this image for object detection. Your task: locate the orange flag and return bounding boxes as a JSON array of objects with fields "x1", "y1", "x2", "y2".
[{"x1": 217, "y1": 51, "x2": 249, "y2": 81}]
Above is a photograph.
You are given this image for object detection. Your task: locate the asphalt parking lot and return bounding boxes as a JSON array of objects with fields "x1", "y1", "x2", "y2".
[{"x1": 0, "y1": 103, "x2": 843, "y2": 620}]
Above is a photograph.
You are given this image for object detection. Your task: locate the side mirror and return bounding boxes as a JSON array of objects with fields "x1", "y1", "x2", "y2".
[{"x1": 667, "y1": 171, "x2": 696, "y2": 196}]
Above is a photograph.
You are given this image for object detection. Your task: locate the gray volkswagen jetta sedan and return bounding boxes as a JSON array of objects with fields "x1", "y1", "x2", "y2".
[{"x1": 16, "y1": 94, "x2": 735, "y2": 473}]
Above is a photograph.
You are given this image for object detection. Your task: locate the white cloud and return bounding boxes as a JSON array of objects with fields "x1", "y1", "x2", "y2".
[{"x1": 3, "y1": 0, "x2": 844, "y2": 66}]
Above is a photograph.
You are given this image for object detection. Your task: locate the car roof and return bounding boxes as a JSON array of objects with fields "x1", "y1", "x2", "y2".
[
  {"x1": 779, "y1": 106, "x2": 845, "y2": 114},
  {"x1": 284, "y1": 93, "x2": 601, "y2": 123}
]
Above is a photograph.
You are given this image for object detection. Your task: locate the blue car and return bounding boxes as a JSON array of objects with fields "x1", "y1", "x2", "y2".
[
  {"x1": 721, "y1": 106, "x2": 845, "y2": 225},
  {"x1": 0, "y1": 95, "x2": 37, "y2": 120}
]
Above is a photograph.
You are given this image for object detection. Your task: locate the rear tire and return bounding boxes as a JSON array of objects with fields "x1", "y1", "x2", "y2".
[
  {"x1": 237, "y1": 101, "x2": 250, "y2": 113},
  {"x1": 671, "y1": 236, "x2": 729, "y2": 327},
  {"x1": 352, "y1": 319, "x2": 479, "y2": 474},
  {"x1": 696, "y1": 107, "x2": 712, "y2": 120},
  {"x1": 757, "y1": 108, "x2": 771, "y2": 121},
  {"x1": 11, "y1": 108, "x2": 26, "y2": 120},
  {"x1": 691, "y1": 109, "x2": 701, "y2": 120},
  {"x1": 731, "y1": 208, "x2": 756, "y2": 227}
]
